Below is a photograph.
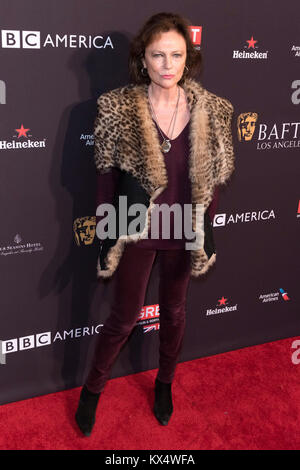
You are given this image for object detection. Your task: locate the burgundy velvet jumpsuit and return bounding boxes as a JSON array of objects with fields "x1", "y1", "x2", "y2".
[{"x1": 85, "y1": 120, "x2": 219, "y2": 393}]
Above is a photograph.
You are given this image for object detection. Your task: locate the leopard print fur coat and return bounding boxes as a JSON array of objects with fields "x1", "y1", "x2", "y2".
[{"x1": 94, "y1": 78, "x2": 235, "y2": 279}]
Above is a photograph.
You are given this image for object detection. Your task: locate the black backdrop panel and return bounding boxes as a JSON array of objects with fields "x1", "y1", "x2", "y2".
[{"x1": 0, "y1": 0, "x2": 299, "y2": 404}]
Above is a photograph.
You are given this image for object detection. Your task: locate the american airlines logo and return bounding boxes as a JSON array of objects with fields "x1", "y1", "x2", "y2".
[
  {"x1": 80, "y1": 133, "x2": 94, "y2": 146},
  {"x1": 291, "y1": 45, "x2": 300, "y2": 57},
  {"x1": 259, "y1": 288, "x2": 290, "y2": 303},
  {"x1": 1, "y1": 30, "x2": 113, "y2": 49}
]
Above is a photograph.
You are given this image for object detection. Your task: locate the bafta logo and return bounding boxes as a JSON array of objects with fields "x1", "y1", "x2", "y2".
[
  {"x1": 237, "y1": 112, "x2": 258, "y2": 141},
  {"x1": 73, "y1": 216, "x2": 96, "y2": 246}
]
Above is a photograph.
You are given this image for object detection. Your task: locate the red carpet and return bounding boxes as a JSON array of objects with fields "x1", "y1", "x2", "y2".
[{"x1": 1, "y1": 336, "x2": 300, "y2": 450}]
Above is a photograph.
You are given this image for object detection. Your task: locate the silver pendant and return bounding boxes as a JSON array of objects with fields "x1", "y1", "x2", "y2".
[{"x1": 161, "y1": 139, "x2": 171, "y2": 153}]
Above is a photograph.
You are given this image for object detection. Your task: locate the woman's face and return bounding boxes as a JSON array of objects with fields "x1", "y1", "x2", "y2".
[{"x1": 142, "y1": 30, "x2": 187, "y2": 89}]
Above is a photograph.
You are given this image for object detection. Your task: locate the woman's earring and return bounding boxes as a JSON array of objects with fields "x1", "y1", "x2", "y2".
[{"x1": 141, "y1": 67, "x2": 148, "y2": 77}]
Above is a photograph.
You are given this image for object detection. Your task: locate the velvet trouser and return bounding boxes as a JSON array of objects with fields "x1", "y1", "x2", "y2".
[{"x1": 85, "y1": 243, "x2": 192, "y2": 393}]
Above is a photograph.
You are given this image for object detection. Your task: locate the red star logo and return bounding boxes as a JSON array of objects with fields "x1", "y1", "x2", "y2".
[
  {"x1": 15, "y1": 124, "x2": 30, "y2": 138},
  {"x1": 246, "y1": 36, "x2": 257, "y2": 49},
  {"x1": 218, "y1": 296, "x2": 228, "y2": 306}
]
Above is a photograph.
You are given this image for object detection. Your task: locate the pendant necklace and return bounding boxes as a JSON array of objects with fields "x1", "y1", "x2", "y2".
[{"x1": 148, "y1": 85, "x2": 180, "y2": 154}]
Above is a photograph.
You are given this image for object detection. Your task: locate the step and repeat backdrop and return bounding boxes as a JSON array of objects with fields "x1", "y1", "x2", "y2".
[{"x1": 0, "y1": 0, "x2": 299, "y2": 404}]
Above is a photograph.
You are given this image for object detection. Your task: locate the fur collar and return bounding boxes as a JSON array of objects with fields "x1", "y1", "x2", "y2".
[
  {"x1": 95, "y1": 78, "x2": 234, "y2": 278},
  {"x1": 126, "y1": 78, "x2": 219, "y2": 210}
]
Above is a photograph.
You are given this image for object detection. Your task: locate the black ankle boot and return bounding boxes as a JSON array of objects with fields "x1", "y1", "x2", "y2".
[
  {"x1": 75, "y1": 385, "x2": 101, "y2": 437},
  {"x1": 154, "y1": 378, "x2": 173, "y2": 426}
]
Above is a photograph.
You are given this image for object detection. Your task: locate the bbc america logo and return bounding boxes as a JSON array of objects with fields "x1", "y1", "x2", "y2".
[
  {"x1": 2, "y1": 332, "x2": 52, "y2": 353},
  {"x1": 213, "y1": 214, "x2": 226, "y2": 227},
  {"x1": 1, "y1": 30, "x2": 113, "y2": 49},
  {"x1": 0, "y1": 324, "x2": 102, "y2": 365},
  {"x1": 213, "y1": 209, "x2": 275, "y2": 227},
  {"x1": 1, "y1": 30, "x2": 41, "y2": 48}
]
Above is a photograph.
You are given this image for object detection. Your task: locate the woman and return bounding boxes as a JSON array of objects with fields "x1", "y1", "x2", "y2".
[{"x1": 75, "y1": 12, "x2": 234, "y2": 436}]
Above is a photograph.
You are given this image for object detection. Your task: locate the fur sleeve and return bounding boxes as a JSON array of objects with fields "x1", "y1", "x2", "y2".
[
  {"x1": 93, "y1": 92, "x2": 119, "y2": 174},
  {"x1": 213, "y1": 98, "x2": 235, "y2": 186}
]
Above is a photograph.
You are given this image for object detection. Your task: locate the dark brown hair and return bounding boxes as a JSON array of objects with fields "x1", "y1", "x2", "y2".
[{"x1": 128, "y1": 12, "x2": 202, "y2": 85}]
